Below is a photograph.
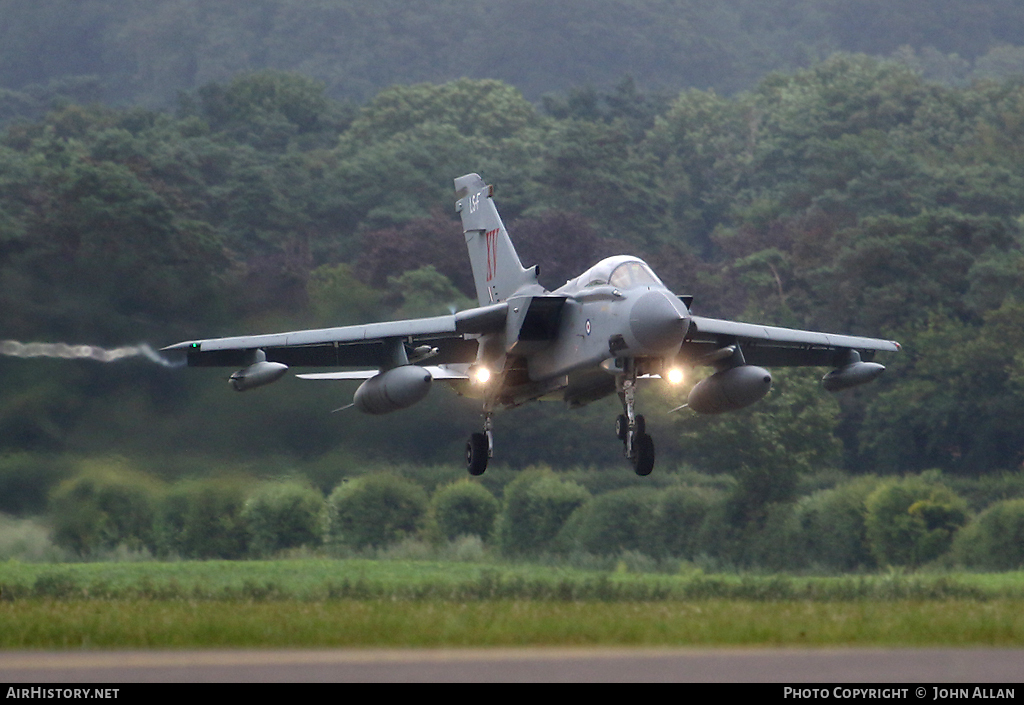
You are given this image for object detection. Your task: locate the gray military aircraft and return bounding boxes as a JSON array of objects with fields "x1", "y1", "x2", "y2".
[{"x1": 164, "y1": 173, "x2": 900, "y2": 476}]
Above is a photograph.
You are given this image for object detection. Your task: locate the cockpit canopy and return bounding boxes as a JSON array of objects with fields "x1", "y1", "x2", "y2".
[
  {"x1": 568, "y1": 256, "x2": 664, "y2": 291},
  {"x1": 610, "y1": 261, "x2": 662, "y2": 289}
]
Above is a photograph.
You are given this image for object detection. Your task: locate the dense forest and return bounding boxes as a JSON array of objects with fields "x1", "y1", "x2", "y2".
[
  {"x1": 4, "y1": 57, "x2": 1024, "y2": 472},
  {"x1": 3, "y1": 0, "x2": 1024, "y2": 115},
  {"x1": 3, "y1": 2, "x2": 1024, "y2": 569}
]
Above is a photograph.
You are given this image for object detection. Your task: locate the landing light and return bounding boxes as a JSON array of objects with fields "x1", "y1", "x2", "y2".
[
  {"x1": 472, "y1": 366, "x2": 491, "y2": 385},
  {"x1": 666, "y1": 367, "x2": 684, "y2": 385}
]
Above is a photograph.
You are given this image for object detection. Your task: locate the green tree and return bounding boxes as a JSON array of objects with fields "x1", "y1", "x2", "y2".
[
  {"x1": 307, "y1": 263, "x2": 382, "y2": 325},
  {"x1": 330, "y1": 79, "x2": 545, "y2": 229},
  {"x1": 818, "y1": 212, "x2": 1018, "y2": 333},
  {"x1": 345, "y1": 78, "x2": 539, "y2": 144},
  {"x1": 561, "y1": 487, "x2": 659, "y2": 557},
  {"x1": 951, "y1": 498, "x2": 1024, "y2": 570},
  {"x1": 674, "y1": 368, "x2": 843, "y2": 521},
  {"x1": 431, "y1": 480, "x2": 499, "y2": 542},
  {"x1": 646, "y1": 87, "x2": 754, "y2": 248},
  {"x1": 496, "y1": 468, "x2": 590, "y2": 556},
  {"x1": 326, "y1": 474, "x2": 428, "y2": 550},
  {"x1": 387, "y1": 265, "x2": 474, "y2": 319},
  {"x1": 154, "y1": 478, "x2": 250, "y2": 559},
  {"x1": 864, "y1": 475, "x2": 968, "y2": 567},
  {"x1": 786, "y1": 476, "x2": 881, "y2": 571},
  {"x1": 860, "y1": 301, "x2": 1024, "y2": 474},
  {"x1": 539, "y1": 118, "x2": 667, "y2": 246},
  {"x1": 195, "y1": 70, "x2": 337, "y2": 148},
  {"x1": 650, "y1": 485, "x2": 725, "y2": 560},
  {"x1": 48, "y1": 459, "x2": 162, "y2": 556},
  {"x1": 242, "y1": 479, "x2": 325, "y2": 556}
]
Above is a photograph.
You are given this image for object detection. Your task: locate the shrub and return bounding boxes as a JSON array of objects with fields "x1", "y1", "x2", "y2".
[
  {"x1": 864, "y1": 475, "x2": 969, "y2": 567},
  {"x1": 735, "y1": 501, "x2": 802, "y2": 570},
  {"x1": 431, "y1": 481, "x2": 499, "y2": 541},
  {"x1": 496, "y1": 469, "x2": 590, "y2": 556},
  {"x1": 951, "y1": 498, "x2": 1024, "y2": 570},
  {"x1": 943, "y1": 473, "x2": 1024, "y2": 513},
  {"x1": 48, "y1": 459, "x2": 162, "y2": 556},
  {"x1": 650, "y1": 486, "x2": 724, "y2": 560},
  {"x1": 787, "y1": 476, "x2": 880, "y2": 571},
  {"x1": 154, "y1": 478, "x2": 249, "y2": 559},
  {"x1": 562, "y1": 487, "x2": 659, "y2": 557},
  {"x1": 242, "y1": 480, "x2": 325, "y2": 556},
  {"x1": 326, "y1": 474, "x2": 428, "y2": 550}
]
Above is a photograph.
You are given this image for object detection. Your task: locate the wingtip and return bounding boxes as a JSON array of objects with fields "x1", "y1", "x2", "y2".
[{"x1": 160, "y1": 341, "x2": 195, "y2": 352}]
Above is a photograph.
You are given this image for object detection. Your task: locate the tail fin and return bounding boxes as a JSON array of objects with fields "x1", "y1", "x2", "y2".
[{"x1": 455, "y1": 173, "x2": 538, "y2": 305}]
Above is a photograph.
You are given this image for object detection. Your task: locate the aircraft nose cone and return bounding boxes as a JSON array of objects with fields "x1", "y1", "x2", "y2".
[{"x1": 629, "y1": 291, "x2": 687, "y2": 352}]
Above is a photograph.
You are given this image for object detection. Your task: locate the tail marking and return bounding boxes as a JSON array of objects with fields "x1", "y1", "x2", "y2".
[
  {"x1": 455, "y1": 172, "x2": 540, "y2": 306},
  {"x1": 486, "y1": 228, "x2": 499, "y2": 282}
]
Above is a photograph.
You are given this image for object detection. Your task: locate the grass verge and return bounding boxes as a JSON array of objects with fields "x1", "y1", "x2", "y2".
[
  {"x1": 2, "y1": 599, "x2": 1022, "y2": 649},
  {"x1": 2, "y1": 559, "x2": 1024, "y2": 601},
  {"x1": 2, "y1": 560, "x2": 1024, "y2": 649}
]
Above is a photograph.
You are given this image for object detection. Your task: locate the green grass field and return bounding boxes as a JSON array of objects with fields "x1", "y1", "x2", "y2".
[
  {"x1": 3, "y1": 599, "x2": 1024, "y2": 649},
  {"x1": 3, "y1": 559, "x2": 1024, "y2": 601},
  {"x1": 2, "y1": 560, "x2": 1024, "y2": 649}
]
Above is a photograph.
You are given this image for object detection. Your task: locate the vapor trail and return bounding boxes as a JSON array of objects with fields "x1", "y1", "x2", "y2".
[{"x1": 0, "y1": 340, "x2": 182, "y2": 368}]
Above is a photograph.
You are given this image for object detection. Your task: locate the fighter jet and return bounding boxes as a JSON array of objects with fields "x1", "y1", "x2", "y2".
[{"x1": 164, "y1": 173, "x2": 899, "y2": 476}]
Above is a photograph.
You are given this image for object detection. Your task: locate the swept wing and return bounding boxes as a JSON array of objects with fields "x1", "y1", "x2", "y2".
[
  {"x1": 161, "y1": 304, "x2": 506, "y2": 369},
  {"x1": 679, "y1": 314, "x2": 900, "y2": 368}
]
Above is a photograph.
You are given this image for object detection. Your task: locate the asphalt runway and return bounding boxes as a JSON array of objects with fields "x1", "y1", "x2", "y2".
[{"x1": 0, "y1": 647, "x2": 1020, "y2": 682}]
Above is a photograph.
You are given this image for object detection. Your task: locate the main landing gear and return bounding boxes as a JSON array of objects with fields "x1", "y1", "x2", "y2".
[
  {"x1": 466, "y1": 411, "x2": 493, "y2": 476},
  {"x1": 618, "y1": 368, "x2": 655, "y2": 476},
  {"x1": 465, "y1": 367, "x2": 657, "y2": 477}
]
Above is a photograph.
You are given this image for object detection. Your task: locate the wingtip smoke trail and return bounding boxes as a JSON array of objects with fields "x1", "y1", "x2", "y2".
[{"x1": 0, "y1": 340, "x2": 183, "y2": 368}]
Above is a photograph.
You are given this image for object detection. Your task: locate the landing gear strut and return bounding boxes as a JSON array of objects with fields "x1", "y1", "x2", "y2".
[
  {"x1": 618, "y1": 365, "x2": 655, "y2": 476},
  {"x1": 466, "y1": 411, "x2": 493, "y2": 476}
]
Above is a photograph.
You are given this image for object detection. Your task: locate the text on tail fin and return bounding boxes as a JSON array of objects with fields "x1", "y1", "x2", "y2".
[{"x1": 454, "y1": 173, "x2": 539, "y2": 305}]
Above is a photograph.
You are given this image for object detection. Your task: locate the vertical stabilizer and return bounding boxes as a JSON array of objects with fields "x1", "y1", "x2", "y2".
[{"x1": 455, "y1": 173, "x2": 538, "y2": 305}]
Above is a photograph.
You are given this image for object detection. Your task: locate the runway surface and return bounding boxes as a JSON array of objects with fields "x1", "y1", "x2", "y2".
[{"x1": 0, "y1": 647, "x2": 1020, "y2": 682}]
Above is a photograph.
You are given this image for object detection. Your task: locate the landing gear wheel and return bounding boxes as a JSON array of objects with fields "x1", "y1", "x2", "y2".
[
  {"x1": 632, "y1": 433, "x2": 655, "y2": 476},
  {"x1": 615, "y1": 415, "x2": 628, "y2": 442},
  {"x1": 466, "y1": 432, "x2": 489, "y2": 476},
  {"x1": 616, "y1": 414, "x2": 645, "y2": 442}
]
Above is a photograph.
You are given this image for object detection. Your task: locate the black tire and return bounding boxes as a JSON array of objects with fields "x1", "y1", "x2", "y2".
[
  {"x1": 615, "y1": 414, "x2": 628, "y2": 441},
  {"x1": 466, "y1": 432, "x2": 489, "y2": 476},
  {"x1": 632, "y1": 433, "x2": 655, "y2": 476},
  {"x1": 635, "y1": 414, "x2": 646, "y2": 437}
]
